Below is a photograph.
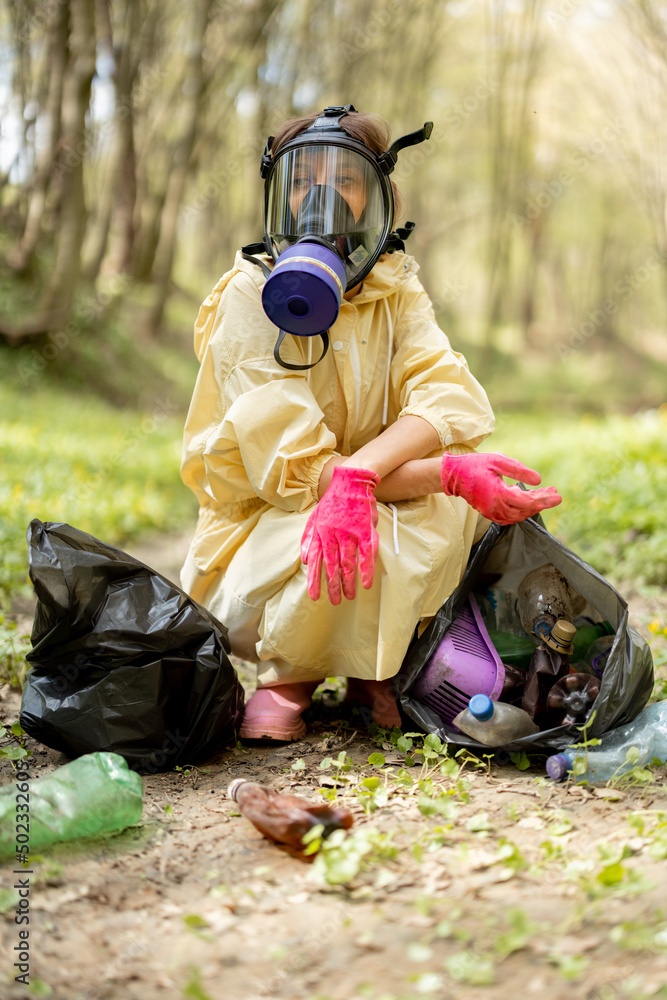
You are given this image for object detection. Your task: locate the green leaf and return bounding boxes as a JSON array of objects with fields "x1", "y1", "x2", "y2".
[
  {"x1": 291, "y1": 758, "x2": 306, "y2": 771},
  {"x1": 28, "y1": 980, "x2": 53, "y2": 997},
  {"x1": 445, "y1": 949, "x2": 495, "y2": 985},
  {"x1": 0, "y1": 745, "x2": 28, "y2": 760},
  {"x1": 549, "y1": 952, "x2": 589, "y2": 980},
  {"x1": 510, "y1": 750, "x2": 531, "y2": 771},
  {"x1": 396, "y1": 735, "x2": 413, "y2": 752},
  {"x1": 361, "y1": 776, "x2": 381, "y2": 790},
  {"x1": 597, "y1": 862, "x2": 625, "y2": 886},
  {"x1": 466, "y1": 811, "x2": 492, "y2": 832},
  {"x1": 183, "y1": 914, "x2": 210, "y2": 930},
  {"x1": 367, "y1": 752, "x2": 385, "y2": 767},
  {"x1": 423, "y1": 733, "x2": 443, "y2": 754}
]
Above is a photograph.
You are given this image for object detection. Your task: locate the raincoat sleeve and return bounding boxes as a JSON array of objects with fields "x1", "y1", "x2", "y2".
[
  {"x1": 181, "y1": 267, "x2": 338, "y2": 513},
  {"x1": 392, "y1": 274, "x2": 495, "y2": 450}
]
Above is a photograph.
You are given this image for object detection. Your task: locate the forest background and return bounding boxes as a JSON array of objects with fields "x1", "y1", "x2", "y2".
[
  {"x1": 1, "y1": 4, "x2": 667, "y2": 999},
  {"x1": 0, "y1": 0, "x2": 666, "y2": 622}
]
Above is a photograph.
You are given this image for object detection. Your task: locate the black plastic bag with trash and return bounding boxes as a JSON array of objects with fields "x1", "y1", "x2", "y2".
[
  {"x1": 20, "y1": 520, "x2": 245, "y2": 773},
  {"x1": 396, "y1": 516, "x2": 654, "y2": 753}
]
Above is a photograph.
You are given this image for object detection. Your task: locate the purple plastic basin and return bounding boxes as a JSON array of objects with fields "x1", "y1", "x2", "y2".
[
  {"x1": 262, "y1": 241, "x2": 347, "y2": 336},
  {"x1": 412, "y1": 593, "x2": 506, "y2": 728}
]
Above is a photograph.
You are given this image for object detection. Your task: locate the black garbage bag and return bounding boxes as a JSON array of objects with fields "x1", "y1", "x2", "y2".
[
  {"x1": 397, "y1": 516, "x2": 654, "y2": 753},
  {"x1": 20, "y1": 520, "x2": 245, "y2": 773}
]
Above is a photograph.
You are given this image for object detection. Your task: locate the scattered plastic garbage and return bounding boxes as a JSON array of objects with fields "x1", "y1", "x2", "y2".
[
  {"x1": 546, "y1": 700, "x2": 667, "y2": 783},
  {"x1": 228, "y1": 779, "x2": 354, "y2": 859},
  {"x1": 0, "y1": 752, "x2": 143, "y2": 860},
  {"x1": 452, "y1": 694, "x2": 539, "y2": 745},
  {"x1": 546, "y1": 673, "x2": 601, "y2": 726}
]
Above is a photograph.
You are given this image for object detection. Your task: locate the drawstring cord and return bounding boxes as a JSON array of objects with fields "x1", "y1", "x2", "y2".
[
  {"x1": 382, "y1": 298, "x2": 393, "y2": 427},
  {"x1": 387, "y1": 502, "x2": 400, "y2": 555}
]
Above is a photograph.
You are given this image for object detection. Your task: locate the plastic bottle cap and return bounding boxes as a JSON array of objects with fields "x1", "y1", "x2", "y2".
[
  {"x1": 546, "y1": 752, "x2": 573, "y2": 780},
  {"x1": 227, "y1": 778, "x2": 248, "y2": 801},
  {"x1": 544, "y1": 619, "x2": 576, "y2": 655},
  {"x1": 469, "y1": 694, "x2": 494, "y2": 721}
]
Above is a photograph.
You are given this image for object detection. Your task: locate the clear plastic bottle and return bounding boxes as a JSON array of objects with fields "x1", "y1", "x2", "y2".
[
  {"x1": 546, "y1": 701, "x2": 667, "y2": 782},
  {"x1": 452, "y1": 694, "x2": 540, "y2": 745},
  {"x1": 517, "y1": 564, "x2": 586, "y2": 640},
  {"x1": 228, "y1": 779, "x2": 354, "y2": 857},
  {"x1": 0, "y1": 752, "x2": 143, "y2": 860},
  {"x1": 577, "y1": 634, "x2": 615, "y2": 678}
]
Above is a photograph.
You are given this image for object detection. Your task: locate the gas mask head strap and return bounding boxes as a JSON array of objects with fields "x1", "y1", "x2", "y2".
[
  {"x1": 260, "y1": 105, "x2": 358, "y2": 178},
  {"x1": 273, "y1": 329, "x2": 330, "y2": 371}
]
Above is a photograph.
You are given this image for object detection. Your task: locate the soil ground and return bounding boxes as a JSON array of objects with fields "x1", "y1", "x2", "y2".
[{"x1": 1, "y1": 532, "x2": 667, "y2": 1000}]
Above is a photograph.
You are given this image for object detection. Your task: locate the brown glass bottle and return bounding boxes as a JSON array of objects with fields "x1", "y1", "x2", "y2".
[
  {"x1": 521, "y1": 620, "x2": 576, "y2": 729},
  {"x1": 228, "y1": 779, "x2": 354, "y2": 859}
]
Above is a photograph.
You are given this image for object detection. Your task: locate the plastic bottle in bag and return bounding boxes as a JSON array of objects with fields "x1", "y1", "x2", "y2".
[
  {"x1": 546, "y1": 700, "x2": 667, "y2": 782},
  {"x1": 0, "y1": 752, "x2": 144, "y2": 860},
  {"x1": 452, "y1": 694, "x2": 540, "y2": 745},
  {"x1": 517, "y1": 564, "x2": 586, "y2": 640},
  {"x1": 521, "y1": 620, "x2": 576, "y2": 727},
  {"x1": 576, "y1": 634, "x2": 616, "y2": 678},
  {"x1": 545, "y1": 673, "x2": 601, "y2": 725},
  {"x1": 228, "y1": 778, "x2": 354, "y2": 857}
]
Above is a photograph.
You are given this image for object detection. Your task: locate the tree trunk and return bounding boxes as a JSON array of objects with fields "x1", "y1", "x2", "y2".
[
  {"x1": 39, "y1": 0, "x2": 96, "y2": 326},
  {"x1": 83, "y1": 0, "x2": 140, "y2": 282},
  {"x1": 144, "y1": 0, "x2": 213, "y2": 335},
  {"x1": 7, "y1": 1, "x2": 68, "y2": 275}
]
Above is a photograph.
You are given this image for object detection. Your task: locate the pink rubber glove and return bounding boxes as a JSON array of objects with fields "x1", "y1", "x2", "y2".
[
  {"x1": 301, "y1": 465, "x2": 381, "y2": 605},
  {"x1": 440, "y1": 452, "x2": 562, "y2": 525}
]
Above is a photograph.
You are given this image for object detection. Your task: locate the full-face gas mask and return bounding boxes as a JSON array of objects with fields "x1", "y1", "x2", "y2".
[{"x1": 241, "y1": 105, "x2": 433, "y2": 370}]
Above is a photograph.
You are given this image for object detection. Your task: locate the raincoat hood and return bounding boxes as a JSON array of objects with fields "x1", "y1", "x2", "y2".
[{"x1": 193, "y1": 250, "x2": 420, "y2": 363}]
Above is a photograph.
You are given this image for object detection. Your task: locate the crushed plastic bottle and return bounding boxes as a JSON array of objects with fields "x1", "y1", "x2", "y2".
[
  {"x1": 0, "y1": 752, "x2": 144, "y2": 861},
  {"x1": 228, "y1": 778, "x2": 354, "y2": 859},
  {"x1": 452, "y1": 694, "x2": 540, "y2": 745},
  {"x1": 546, "y1": 700, "x2": 667, "y2": 783}
]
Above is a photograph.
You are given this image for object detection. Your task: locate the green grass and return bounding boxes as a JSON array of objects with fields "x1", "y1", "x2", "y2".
[
  {"x1": 0, "y1": 383, "x2": 197, "y2": 606},
  {"x1": 485, "y1": 407, "x2": 667, "y2": 587}
]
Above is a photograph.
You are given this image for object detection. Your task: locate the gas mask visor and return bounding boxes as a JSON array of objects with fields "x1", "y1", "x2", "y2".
[{"x1": 265, "y1": 143, "x2": 391, "y2": 291}]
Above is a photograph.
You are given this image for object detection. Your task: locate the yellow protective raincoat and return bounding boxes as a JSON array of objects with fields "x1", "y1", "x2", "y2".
[{"x1": 180, "y1": 250, "x2": 495, "y2": 686}]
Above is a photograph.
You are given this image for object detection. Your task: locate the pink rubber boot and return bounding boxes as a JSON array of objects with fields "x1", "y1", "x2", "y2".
[
  {"x1": 345, "y1": 678, "x2": 402, "y2": 729},
  {"x1": 239, "y1": 682, "x2": 319, "y2": 742}
]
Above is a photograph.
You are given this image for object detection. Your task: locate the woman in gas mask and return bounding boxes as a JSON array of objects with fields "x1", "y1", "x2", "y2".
[{"x1": 180, "y1": 105, "x2": 561, "y2": 740}]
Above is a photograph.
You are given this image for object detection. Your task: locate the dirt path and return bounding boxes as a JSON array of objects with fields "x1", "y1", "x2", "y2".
[{"x1": 1, "y1": 533, "x2": 666, "y2": 1000}]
